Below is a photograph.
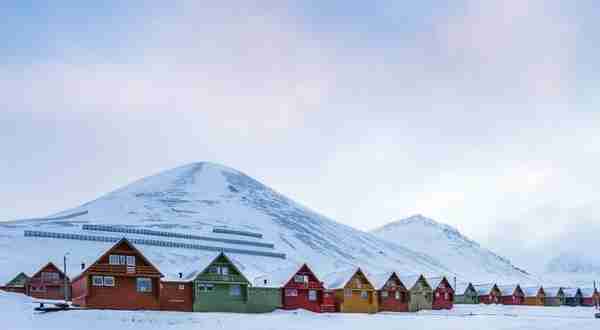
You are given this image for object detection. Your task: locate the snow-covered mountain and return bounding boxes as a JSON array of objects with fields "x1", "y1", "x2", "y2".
[
  {"x1": 0, "y1": 162, "x2": 531, "y2": 285},
  {"x1": 371, "y1": 215, "x2": 531, "y2": 284}
]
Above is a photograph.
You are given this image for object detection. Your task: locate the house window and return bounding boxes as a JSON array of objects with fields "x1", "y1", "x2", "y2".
[
  {"x1": 126, "y1": 256, "x2": 136, "y2": 266},
  {"x1": 286, "y1": 289, "x2": 298, "y2": 297},
  {"x1": 178, "y1": 284, "x2": 185, "y2": 290},
  {"x1": 103, "y1": 276, "x2": 115, "y2": 287},
  {"x1": 41, "y1": 272, "x2": 59, "y2": 281},
  {"x1": 395, "y1": 291, "x2": 400, "y2": 300},
  {"x1": 360, "y1": 291, "x2": 369, "y2": 300},
  {"x1": 444, "y1": 292, "x2": 449, "y2": 300},
  {"x1": 198, "y1": 283, "x2": 214, "y2": 292},
  {"x1": 209, "y1": 266, "x2": 229, "y2": 275},
  {"x1": 109, "y1": 255, "x2": 119, "y2": 265},
  {"x1": 92, "y1": 276, "x2": 104, "y2": 287},
  {"x1": 119, "y1": 255, "x2": 127, "y2": 265},
  {"x1": 308, "y1": 290, "x2": 317, "y2": 301},
  {"x1": 381, "y1": 291, "x2": 389, "y2": 298},
  {"x1": 136, "y1": 278, "x2": 152, "y2": 293},
  {"x1": 229, "y1": 284, "x2": 241, "y2": 296},
  {"x1": 344, "y1": 289, "x2": 352, "y2": 297},
  {"x1": 294, "y1": 275, "x2": 305, "y2": 283}
]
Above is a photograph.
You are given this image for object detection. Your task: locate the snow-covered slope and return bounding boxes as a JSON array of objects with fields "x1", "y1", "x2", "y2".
[
  {"x1": 0, "y1": 162, "x2": 530, "y2": 285},
  {"x1": 370, "y1": 215, "x2": 531, "y2": 284}
]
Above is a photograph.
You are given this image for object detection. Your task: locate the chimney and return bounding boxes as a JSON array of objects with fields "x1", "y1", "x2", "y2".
[
  {"x1": 81, "y1": 263, "x2": 85, "y2": 270},
  {"x1": 264, "y1": 279, "x2": 268, "y2": 285},
  {"x1": 179, "y1": 272, "x2": 183, "y2": 279}
]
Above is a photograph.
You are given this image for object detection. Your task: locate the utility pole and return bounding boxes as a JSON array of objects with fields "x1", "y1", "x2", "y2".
[{"x1": 64, "y1": 253, "x2": 70, "y2": 302}]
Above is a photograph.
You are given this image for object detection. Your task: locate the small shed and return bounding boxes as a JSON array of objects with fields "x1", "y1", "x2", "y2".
[
  {"x1": 370, "y1": 272, "x2": 409, "y2": 312},
  {"x1": 160, "y1": 280, "x2": 193, "y2": 312},
  {"x1": 522, "y1": 286, "x2": 545, "y2": 306},
  {"x1": 324, "y1": 268, "x2": 378, "y2": 314},
  {"x1": 454, "y1": 282, "x2": 478, "y2": 304},
  {"x1": 544, "y1": 287, "x2": 565, "y2": 306},
  {"x1": 497, "y1": 284, "x2": 524, "y2": 305},
  {"x1": 428, "y1": 276, "x2": 454, "y2": 310},
  {"x1": 400, "y1": 274, "x2": 433, "y2": 312},
  {"x1": 562, "y1": 287, "x2": 582, "y2": 306},
  {"x1": 1, "y1": 272, "x2": 29, "y2": 294},
  {"x1": 28, "y1": 262, "x2": 70, "y2": 300},
  {"x1": 473, "y1": 283, "x2": 501, "y2": 304}
]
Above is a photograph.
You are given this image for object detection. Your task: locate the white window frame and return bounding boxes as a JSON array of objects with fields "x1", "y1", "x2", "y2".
[
  {"x1": 126, "y1": 255, "x2": 135, "y2": 266},
  {"x1": 103, "y1": 276, "x2": 115, "y2": 287},
  {"x1": 395, "y1": 291, "x2": 400, "y2": 300},
  {"x1": 92, "y1": 276, "x2": 104, "y2": 287},
  {"x1": 178, "y1": 284, "x2": 185, "y2": 290},
  {"x1": 198, "y1": 283, "x2": 214, "y2": 292},
  {"x1": 109, "y1": 255, "x2": 120, "y2": 265},
  {"x1": 285, "y1": 289, "x2": 298, "y2": 297},
  {"x1": 344, "y1": 289, "x2": 352, "y2": 297},
  {"x1": 220, "y1": 267, "x2": 229, "y2": 275},
  {"x1": 360, "y1": 291, "x2": 369, "y2": 300},
  {"x1": 119, "y1": 255, "x2": 127, "y2": 265},
  {"x1": 381, "y1": 291, "x2": 389, "y2": 298},
  {"x1": 294, "y1": 275, "x2": 305, "y2": 283},
  {"x1": 136, "y1": 278, "x2": 152, "y2": 293},
  {"x1": 308, "y1": 290, "x2": 317, "y2": 301}
]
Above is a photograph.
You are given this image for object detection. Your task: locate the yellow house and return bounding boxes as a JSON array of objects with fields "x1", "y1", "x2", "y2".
[{"x1": 325, "y1": 268, "x2": 378, "y2": 313}]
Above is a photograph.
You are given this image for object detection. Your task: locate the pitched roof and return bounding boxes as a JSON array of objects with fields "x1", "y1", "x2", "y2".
[
  {"x1": 562, "y1": 288, "x2": 580, "y2": 298},
  {"x1": 580, "y1": 287, "x2": 597, "y2": 297},
  {"x1": 397, "y1": 273, "x2": 423, "y2": 290},
  {"x1": 425, "y1": 276, "x2": 454, "y2": 291},
  {"x1": 368, "y1": 272, "x2": 407, "y2": 290},
  {"x1": 454, "y1": 282, "x2": 475, "y2": 295},
  {"x1": 322, "y1": 268, "x2": 374, "y2": 290},
  {"x1": 252, "y1": 263, "x2": 324, "y2": 288},
  {"x1": 193, "y1": 252, "x2": 250, "y2": 284},
  {"x1": 496, "y1": 284, "x2": 519, "y2": 296},
  {"x1": 5, "y1": 272, "x2": 29, "y2": 287},
  {"x1": 544, "y1": 287, "x2": 563, "y2": 297},
  {"x1": 473, "y1": 283, "x2": 496, "y2": 295},
  {"x1": 74, "y1": 237, "x2": 163, "y2": 281},
  {"x1": 31, "y1": 262, "x2": 68, "y2": 280},
  {"x1": 521, "y1": 286, "x2": 542, "y2": 297}
]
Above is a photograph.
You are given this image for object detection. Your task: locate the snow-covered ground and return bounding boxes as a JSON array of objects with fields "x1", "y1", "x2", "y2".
[{"x1": 3, "y1": 291, "x2": 599, "y2": 330}]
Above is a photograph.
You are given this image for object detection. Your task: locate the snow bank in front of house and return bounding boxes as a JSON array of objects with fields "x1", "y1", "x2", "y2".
[{"x1": 2, "y1": 291, "x2": 600, "y2": 330}]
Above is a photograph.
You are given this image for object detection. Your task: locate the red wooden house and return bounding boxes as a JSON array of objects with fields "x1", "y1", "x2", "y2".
[
  {"x1": 71, "y1": 238, "x2": 163, "y2": 310},
  {"x1": 27, "y1": 262, "x2": 70, "y2": 300},
  {"x1": 496, "y1": 284, "x2": 525, "y2": 305},
  {"x1": 580, "y1": 288, "x2": 599, "y2": 307},
  {"x1": 474, "y1": 284, "x2": 501, "y2": 304},
  {"x1": 372, "y1": 272, "x2": 409, "y2": 312},
  {"x1": 428, "y1": 276, "x2": 454, "y2": 310},
  {"x1": 159, "y1": 280, "x2": 193, "y2": 312},
  {"x1": 281, "y1": 264, "x2": 335, "y2": 313}
]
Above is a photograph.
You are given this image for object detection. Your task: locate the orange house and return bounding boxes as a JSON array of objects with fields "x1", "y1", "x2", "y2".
[
  {"x1": 325, "y1": 268, "x2": 378, "y2": 313},
  {"x1": 522, "y1": 286, "x2": 545, "y2": 306}
]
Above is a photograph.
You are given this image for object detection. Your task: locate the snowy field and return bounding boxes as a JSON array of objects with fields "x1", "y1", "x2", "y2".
[{"x1": 2, "y1": 292, "x2": 599, "y2": 330}]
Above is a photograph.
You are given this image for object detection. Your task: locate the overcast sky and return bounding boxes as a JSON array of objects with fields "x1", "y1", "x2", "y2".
[{"x1": 2, "y1": 1, "x2": 599, "y2": 272}]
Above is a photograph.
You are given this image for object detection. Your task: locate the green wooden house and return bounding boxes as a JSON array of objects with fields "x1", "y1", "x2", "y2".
[
  {"x1": 191, "y1": 252, "x2": 281, "y2": 313},
  {"x1": 401, "y1": 274, "x2": 433, "y2": 312},
  {"x1": 2, "y1": 272, "x2": 29, "y2": 294},
  {"x1": 454, "y1": 282, "x2": 479, "y2": 304}
]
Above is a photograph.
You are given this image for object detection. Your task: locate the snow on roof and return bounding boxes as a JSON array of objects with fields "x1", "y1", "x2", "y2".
[
  {"x1": 368, "y1": 271, "x2": 397, "y2": 290},
  {"x1": 544, "y1": 287, "x2": 562, "y2": 297},
  {"x1": 579, "y1": 287, "x2": 597, "y2": 297},
  {"x1": 473, "y1": 283, "x2": 496, "y2": 295},
  {"x1": 521, "y1": 286, "x2": 542, "y2": 297},
  {"x1": 322, "y1": 268, "x2": 362, "y2": 290},
  {"x1": 496, "y1": 284, "x2": 518, "y2": 296},
  {"x1": 251, "y1": 263, "x2": 306, "y2": 288},
  {"x1": 454, "y1": 282, "x2": 473, "y2": 295},
  {"x1": 562, "y1": 288, "x2": 580, "y2": 298},
  {"x1": 425, "y1": 276, "x2": 453, "y2": 290},
  {"x1": 397, "y1": 273, "x2": 422, "y2": 290}
]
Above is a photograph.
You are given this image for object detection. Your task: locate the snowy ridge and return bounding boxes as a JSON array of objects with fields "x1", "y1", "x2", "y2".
[
  {"x1": 371, "y1": 215, "x2": 531, "y2": 284},
  {"x1": 0, "y1": 162, "x2": 531, "y2": 287}
]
